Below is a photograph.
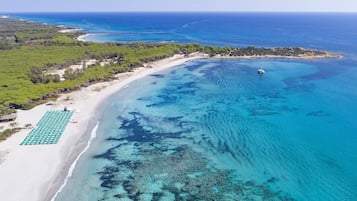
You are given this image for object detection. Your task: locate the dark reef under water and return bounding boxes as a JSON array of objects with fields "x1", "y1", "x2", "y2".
[{"x1": 93, "y1": 111, "x2": 295, "y2": 201}]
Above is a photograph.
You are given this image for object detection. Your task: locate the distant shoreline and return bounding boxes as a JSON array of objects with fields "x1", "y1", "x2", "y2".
[
  {"x1": 53, "y1": 19, "x2": 340, "y2": 60},
  {"x1": 212, "y1": 53, "x2": 342, "y2": 60},
  {"x1": 76, "y1": 33, "x2": 90, "y2": 41},
  {"x1": 58, "y1": 28, "x2": 84, "y2": 33},
  {"x1": 2, "y1": 15, "x2": 341, "y2": 59},
  {"x1": 68, "y1": 28, "x2": 341, "y2": 60}
]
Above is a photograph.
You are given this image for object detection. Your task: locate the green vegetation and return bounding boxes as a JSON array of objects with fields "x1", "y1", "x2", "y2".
[
  {"x1": 0, "y1": 42, "x2": 180, "y2": 112},
  {"x1": 0, "y1": 18, "x2": 183, "y2": 114},
  {"x1": 0, "y1": 18, "x2": 336, "y2": 117},
  {"x1": 178, "y1": 43, "x2": 330, "y2": 57},
  {"x1": 0, "y1": 127, "x2": 22, "y2": 141}
]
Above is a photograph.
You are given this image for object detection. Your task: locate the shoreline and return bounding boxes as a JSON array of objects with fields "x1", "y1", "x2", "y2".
[
  {"x1": 49, "y1": 122, "x2": 99, "y2": 201},
  {"x1": 76, "y1": 33, "x2": 91, "y2": 41},
  {"x1": 0, "y1": 53, "x2": 205, "y2": 201},
  {"x1": 58, "y1": 28, "x2": 84, "y2": 33},
  {"x1": 58, "y1": 27, "x2": 89, "y2": 41},
  {"x1": 0, "y1": 16, "x2": 343, "y2": 201},
  {"x1": 212, "y1": 53, "x2": 342, "y2": 60}
]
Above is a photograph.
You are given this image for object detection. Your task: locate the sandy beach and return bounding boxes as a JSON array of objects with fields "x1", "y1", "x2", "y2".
[
  {"x1": 58, "y1": 28, "x2": 84, "y2": 33},
  {"x1": 0, "y1": 53, "x2": 205, "y2": 201},
  {"x1": 58, "y1": 28, "x2": 89, "y2": 41},
  {"x1": 76, "y1": 33, "x2": 91, "y2": 41}
]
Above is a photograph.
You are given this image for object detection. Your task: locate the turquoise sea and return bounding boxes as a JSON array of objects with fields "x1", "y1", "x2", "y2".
[{"x1": 6, "y1": 13, "x2": 357, "y2": 200}]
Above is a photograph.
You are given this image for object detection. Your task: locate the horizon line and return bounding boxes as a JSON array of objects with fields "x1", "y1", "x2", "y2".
[{"x1": 2, "y1": 10, "x2": 357, "y2": 14}]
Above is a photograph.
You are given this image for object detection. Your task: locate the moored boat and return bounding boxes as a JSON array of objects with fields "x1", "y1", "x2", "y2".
[{"x1": 257, "y1": 68, "x2": 265, "y2": 74}]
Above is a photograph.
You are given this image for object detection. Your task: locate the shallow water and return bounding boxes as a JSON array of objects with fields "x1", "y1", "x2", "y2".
[{"x1": 55, "y1": 58, "x2": 357, "y2": 201}]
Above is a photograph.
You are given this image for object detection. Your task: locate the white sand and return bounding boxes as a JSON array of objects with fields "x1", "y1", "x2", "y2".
[
  {"x1": 58, "y1": 28, "x2": 84, "y2": 33},
  {"x1": 76, "y1": 34, "x2": 91, "y2": 42},
  {"x1": 0, "y1": 53, "x2": 206, "y2": 201}
]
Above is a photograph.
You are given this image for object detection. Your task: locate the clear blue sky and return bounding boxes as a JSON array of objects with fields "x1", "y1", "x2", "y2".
[{"x1": 1, "y1": 0, "x2": 357, "y2": 12}]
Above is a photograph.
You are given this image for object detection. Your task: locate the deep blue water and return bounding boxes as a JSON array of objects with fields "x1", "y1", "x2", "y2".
[
  {"x1": 5, "y1": 13, "x2": 357, "y2": 200},
  {"x1": 7, "y1": 12, "x2": 357, "y2": 53}
]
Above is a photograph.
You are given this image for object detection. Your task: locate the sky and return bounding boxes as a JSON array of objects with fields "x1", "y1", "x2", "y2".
[{"x1": 1, "y1": 0, "x2": 357, "y2": 13}]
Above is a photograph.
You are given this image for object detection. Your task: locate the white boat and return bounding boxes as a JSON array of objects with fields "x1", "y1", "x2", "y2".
[{"x1": 257, "y1": 68, "x2": 265, "y2": 74}]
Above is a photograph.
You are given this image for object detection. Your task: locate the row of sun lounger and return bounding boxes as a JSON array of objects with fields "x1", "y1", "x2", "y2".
[{"x1": 20, "y1": 110, "x2": 74, "y2": 145}]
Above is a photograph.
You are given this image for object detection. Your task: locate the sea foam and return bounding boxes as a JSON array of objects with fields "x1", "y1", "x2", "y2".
[{"x1": 50, "y1": 122, "x2": 99, "y2": 201}]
